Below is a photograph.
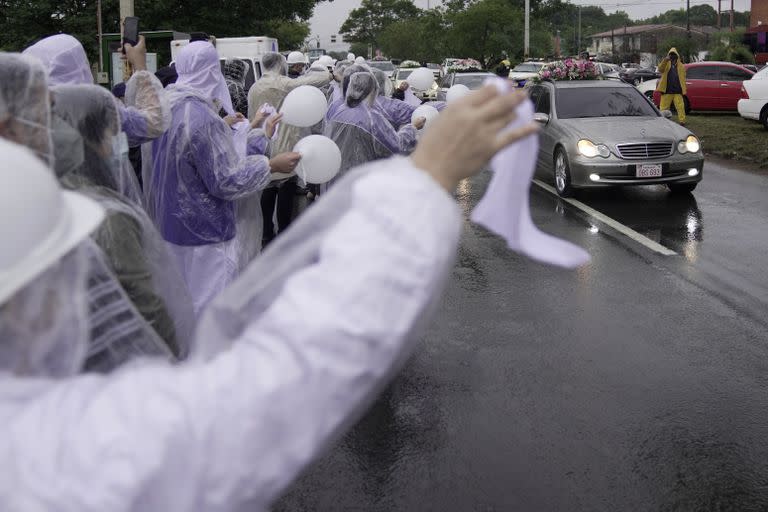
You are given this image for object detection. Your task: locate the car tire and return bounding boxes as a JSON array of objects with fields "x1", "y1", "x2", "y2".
[
  {"x1": 633, "y1": 78, "x2": 641, "y2": 86},
  {"x1": 760, "y1": 105, "x2": 768, "y2": 130},
  {"x1": 554, "y1": 148, "x2": 576, "y2": 198},
  {"x1": 667, "y1": 182, "x2": 697, "y2": 194}
]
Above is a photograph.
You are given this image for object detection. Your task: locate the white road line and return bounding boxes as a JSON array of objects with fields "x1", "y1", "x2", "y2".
[{"x1": 532, "y1": 179, "x2": 678, "y2": 256}]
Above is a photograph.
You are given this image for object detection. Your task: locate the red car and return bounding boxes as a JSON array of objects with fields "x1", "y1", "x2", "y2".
[{"x1": 652, "y1": 61, "x2": 754, "y2": 112}]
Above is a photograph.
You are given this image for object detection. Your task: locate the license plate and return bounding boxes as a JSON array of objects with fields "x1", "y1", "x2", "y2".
[{"x1": 636, "y1": 164, "x2": 662, "y2": 178}]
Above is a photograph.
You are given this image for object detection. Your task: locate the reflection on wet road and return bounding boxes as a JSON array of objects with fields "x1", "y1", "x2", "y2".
[{"x1": 276, "y1": 160, "x2": 768, "y2": 511}]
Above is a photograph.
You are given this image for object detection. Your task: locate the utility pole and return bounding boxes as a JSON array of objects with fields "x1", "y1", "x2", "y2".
[
  {"x1": 717, "y1": 0, "x2": 721, "y2": 29},
  {"x1": 97, "y1": 0, "x2": 103, "y2": 72},
  {"x1": 730, "y1": 0, "x2": 735, "y2": 32},
  {"x1": 578, "y1": 7, "x2": 582, "y2": 55},
  {"x1": 119, "y1": 0, "x2": 134, "y2": 81},
  {"x1": 686, "y1": 0, "x2": 691, "y2": 40},
  {"x1": 524, "y1": 0, "x2": 530, "y2": 59}
]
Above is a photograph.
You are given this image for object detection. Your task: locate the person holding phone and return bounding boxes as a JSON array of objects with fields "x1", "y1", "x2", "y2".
[{"x1": 656, "y1": 47, "x2": 687, "y2": 125}]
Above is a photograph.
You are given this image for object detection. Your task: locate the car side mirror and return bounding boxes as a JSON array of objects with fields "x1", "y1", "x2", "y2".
[
  {"x1": 533, "y1": 112, "x2": 550, "y2": 124},
  {"x1": 660, "y1": 110, "x2": 673, "y2": 119}
]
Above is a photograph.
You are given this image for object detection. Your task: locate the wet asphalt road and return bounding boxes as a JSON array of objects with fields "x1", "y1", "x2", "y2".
[{"x1": 276, "y1": 159, "x2": 768, "y2": 511}]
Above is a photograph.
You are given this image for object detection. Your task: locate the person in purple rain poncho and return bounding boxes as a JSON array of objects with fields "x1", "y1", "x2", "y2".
[
  {"x1": 325, "y1": 71, "x2": 425, "y2": 181},
  {"x1": 370, "y1": 67, "x2": 417, "y2": 129},
  {"x1": 23, "y1": 34, "x2": 170, "y2": 150},
  {"x1": 148, "y1": 41, "x2": 300, "y2": 313}
]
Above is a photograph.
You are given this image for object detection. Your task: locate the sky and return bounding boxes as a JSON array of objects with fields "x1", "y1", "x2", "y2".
[{"x1": 308, "y1": 0, "x2": 753, "y2": 41}]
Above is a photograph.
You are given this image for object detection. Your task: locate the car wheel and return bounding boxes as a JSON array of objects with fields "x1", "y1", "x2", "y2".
[
  {"x1": 760, "y1": 105, "x2": 768, "y2": 130},
  {"x1": 667, "y1": 182, "x2": 697, "y2": 194},
  {"x1": 633, "y1": 78, "x2": 641, "y2": 86},
  {"x1": 554, "y1": 148, "x2": 575, "y2": 198}
]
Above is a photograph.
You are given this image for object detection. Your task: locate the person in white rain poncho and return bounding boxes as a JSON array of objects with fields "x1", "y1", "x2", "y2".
[
  {"x1": 0, "y1": 83, "x2": 536, "y2": 511},
  {"x1": 148, "y1": 41, "x2": 299, "y2": 313},
  {"x1": 247, "y1": 52, "x2": 332, "y2": 245},
  {"x1": 0, "y1": 84, "x2": 532, "y2": 512},
  {"x1": 0, "y1": 53, "x2": 192, "y2": 371},
  {"x1": 23, "y1": 34, "x2": 170, "y2": 150}
]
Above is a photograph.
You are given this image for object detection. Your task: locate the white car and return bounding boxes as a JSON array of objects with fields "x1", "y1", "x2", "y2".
[
  {"x1": 637, "y1": 78, "x2": 659, "y2": 101},
  {"x1": 508, "y1": 62, "x2": 549, "y2": 87},
  {"x1": 738, "y1": 66, "x2": 768, "y2": 129}
]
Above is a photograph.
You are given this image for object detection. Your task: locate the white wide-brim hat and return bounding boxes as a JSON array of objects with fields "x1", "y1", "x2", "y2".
[{"x1": 0, "y1": 138, "x2": 105, "y2": 305}]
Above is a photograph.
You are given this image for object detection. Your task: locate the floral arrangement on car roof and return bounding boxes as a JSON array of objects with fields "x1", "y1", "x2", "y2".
[
  {"x1": 446, "y1": 58, "x2": 483, "y2": 73},
  {"x1": 534, "y1": 59, "x2": 599, "y2": 82},
  {"x1": 399, "y1": 60, "x2": 421, "y2": 68}
]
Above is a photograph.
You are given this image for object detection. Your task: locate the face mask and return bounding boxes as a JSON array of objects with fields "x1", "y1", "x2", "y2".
[{"x1": 50, "y1": 114, "x2": 85, "y2": 177}]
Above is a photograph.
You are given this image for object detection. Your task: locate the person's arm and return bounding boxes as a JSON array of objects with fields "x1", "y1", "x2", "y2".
[
  {"x1": 379, "y1": 96, "x2": 417, "y2": 128},
  {"x1": 1, "y1": 158, "x2": 462, "y2": 511},
  {"x1": 122, "y1": 38, "x2": 171, "y2": 147},
  {"x1": 657, "y1": 58, "x2": 670, "y2": 74},
  {"x1": 288, "y1": 71, "x2": 332, "y2": 91}
]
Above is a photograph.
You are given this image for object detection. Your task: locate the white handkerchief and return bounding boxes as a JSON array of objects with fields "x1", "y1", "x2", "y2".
[{"x1": 470, "y1": 79, "x2": 591, "y2": 269}]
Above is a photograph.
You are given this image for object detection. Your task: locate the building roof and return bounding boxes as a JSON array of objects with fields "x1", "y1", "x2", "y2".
[{"x1": 589, "y1": 23, "x2": 714, "y2": 39}]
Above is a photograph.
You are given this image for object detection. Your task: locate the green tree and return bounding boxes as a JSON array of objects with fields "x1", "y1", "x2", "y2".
[
  {"x1": 707, "y1": 30, "x2": 755, "y2": 64},
  {"x1": 264, "y1": 19, "x2": 310, "y2": 51},
  {"x1": 658, "y1": 36, "x2": 700, "y2": 63},
  {"x1": 349, "y1": 42, "x2": 370, "y2": 58},
  {"x1": 378, "y1": 11, "x2": 447, "y2": 63},
  {"x1": 0, "y1": 0, "x2": 322, "y2": 60},
  {"x1": 444, "y1": 0, "x2": 520, "y2": 67},
  {"x1": 340, "y1": 0, "x2": 422, "y2": 48}
]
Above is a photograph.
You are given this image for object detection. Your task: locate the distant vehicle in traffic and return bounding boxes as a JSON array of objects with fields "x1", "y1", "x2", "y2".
[
  {"x1": 426, "y1": 62, "x2": 443, "y2": 79},
  {"x1": 619, "y1": 67, "x2": 660, "y2": 85},
  {"x1": 527, "y1": 79, "x2": 703, "y2": 197},
  {"x1": 436, "y1": 71, "x2": 496, "y2": 101},
  {"x1": 738, "y1": 65, "x2": 768, "y2": 128},
  {"x1": 508, "y1": 62, "x2": 549, "y2": 87},
  {"x1": 367, "y1": 60, "x2": 397, "y2": 79},
  {"x1": 650, "y1": 61, "x2": 754, "y2": 113}
]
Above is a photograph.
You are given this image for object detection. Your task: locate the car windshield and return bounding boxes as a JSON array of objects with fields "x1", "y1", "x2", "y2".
[
  {"x1": 455, "y1": 74, "x2": 492, "y2": 89},
  {"x1": 513, "y1": 63, "x2": 542, "y2": 72},
  {"x1": 369, "y1": 61, "x2": 395, "y2": 72},
  {"x1": 397, "y1": 69, "x2": 414, "y2": 79},
  {"x1": 556, "y1": 87, "x2": 658, "y2": 119}
]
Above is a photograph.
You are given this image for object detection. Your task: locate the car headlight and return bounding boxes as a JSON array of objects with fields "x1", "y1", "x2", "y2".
[
  {"x1": 577, "y1": 139, "x2": 610, "y2": 158},
  {"x1": 678, "y1": 135, "x2": 700, "y2": 153}
]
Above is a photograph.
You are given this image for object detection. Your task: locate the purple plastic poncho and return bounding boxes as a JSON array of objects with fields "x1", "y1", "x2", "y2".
[
  {"x1": 149, "y1": 43, "x2": 271, "y2": 312},
  {"x1": 375, "y1": 96, "x2": 417, "y2": 129},
  {"x1": 325, "y1": 72, "x2": 417, "y2": 178}
]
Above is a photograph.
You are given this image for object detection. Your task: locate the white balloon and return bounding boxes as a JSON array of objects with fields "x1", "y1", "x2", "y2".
[
  {"x1": 411, "y1": 105, "x2": 439, "y2": 130},
  {"x1": 446, "y1": 84, "x2": 470, "y2": 103},
  {"x1": 407, "y1": 67, "x2": 435, "y2": 91},
  {"x1": 293, "y1": 135, "x2": 342, "y2": 184},
  {"x1": 347, "y1": 53, "x2": 356, "y2": 61},
  {"x1": 280, "y1": 86, "x2": 328, "y2": 127}
]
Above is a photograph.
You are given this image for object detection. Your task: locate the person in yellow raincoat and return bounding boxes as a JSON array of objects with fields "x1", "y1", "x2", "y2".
[{"x1": 656, "y1": 47, "x2": 687, "y2": 125}]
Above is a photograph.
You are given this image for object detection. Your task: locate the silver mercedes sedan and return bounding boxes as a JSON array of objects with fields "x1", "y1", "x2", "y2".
[{"x1": 527, "y1": 80, "x2": 704, "y2": 197}]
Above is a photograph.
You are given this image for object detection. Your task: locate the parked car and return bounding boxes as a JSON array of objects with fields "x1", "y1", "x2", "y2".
[
  {"x1": 738, "y1": 65, "x2": 768, "y2": 128},
  {"x1": 367, "y1": 60, "x2": 397, "y2": 80},
  {"x1": 508, "y1": 61, "x2": 549, "y2": 87},
  {"x1": 594, "y1": 62, "x2": 621, "y2": 78},
  {"x1": 426, "y1": 62, "x2": 443, "y2": 79},
  {"x1": 620, "y1": 67, "x2": 660, "y2": 85},
  {"x1": 651, "y1": 61, "x2": 754, "y2": 113},
  {"x1": 527, "y1": 79, "x2": 703, "y2": 197},
  {"x1": 395, "y1": 67, "x2": 438, "y2": 101},
  {"x1": 436, "y1": 71, "x2": 496, "y2": 101}
]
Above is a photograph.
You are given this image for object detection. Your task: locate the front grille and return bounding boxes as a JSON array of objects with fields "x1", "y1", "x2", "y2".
[{"x1": 616, "y1": 142, "x2": 674, "y2": 159}]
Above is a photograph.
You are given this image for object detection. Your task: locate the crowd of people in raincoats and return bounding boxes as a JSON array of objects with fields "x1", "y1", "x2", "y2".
[{"x1": 0, "y1": 31, "x2": 536, "y2": 511}]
